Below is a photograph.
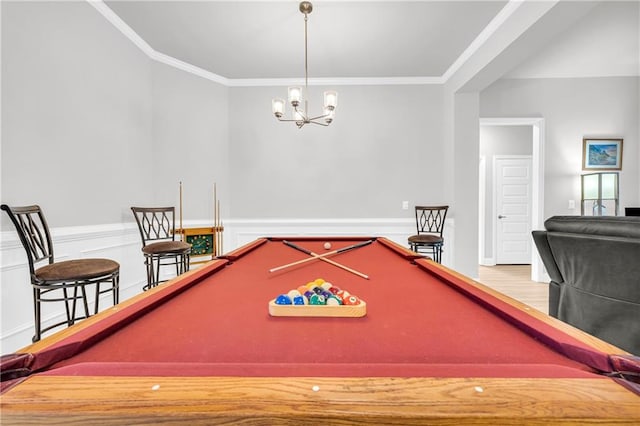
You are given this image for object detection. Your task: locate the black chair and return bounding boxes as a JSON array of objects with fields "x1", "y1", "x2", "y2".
[
  {"x1": 1, "y1": 204, "x2": 120, "y2": 342},
  {"x1": 408, "y1": 205, "x2": 449, "y2": 263},
  {"x1": 131, "y1": 207, "x2": 191, "y2": 291}
]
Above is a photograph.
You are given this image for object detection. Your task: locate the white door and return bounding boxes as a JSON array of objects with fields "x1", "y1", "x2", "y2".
[{"x1": 496, "y1": 156, "x2": 532, "y2": 264}]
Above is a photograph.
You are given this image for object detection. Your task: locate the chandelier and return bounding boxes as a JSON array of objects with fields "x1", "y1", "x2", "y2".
[{"x1": 272, "y1": 1, "x2": 337, "y2": 128}]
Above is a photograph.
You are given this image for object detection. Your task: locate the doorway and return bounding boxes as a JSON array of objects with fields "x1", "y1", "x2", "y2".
[{"x1": 478, "y1": 117, "x2": 546, "y2": 282}]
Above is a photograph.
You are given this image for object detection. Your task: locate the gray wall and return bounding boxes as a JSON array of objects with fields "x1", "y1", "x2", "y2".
[
  {"x1": 480, "y1": 77, "x2": 639, "y2": 218},
  {"x1": 149, "y1": 62, "x2": 230, "y2": 221},
  {"x1": 1, "y1": 1, "x2": 153, "y2": 227},
  {"x1": 228, "y1": 85, "x2": 449, "y2": 218}
]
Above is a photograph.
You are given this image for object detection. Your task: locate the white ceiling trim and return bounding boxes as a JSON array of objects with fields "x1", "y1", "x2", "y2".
[
  {"x1": 441, "y1": 0, "x2": 523, "y2": 82},
  {"x1": 89, "y1": 0, "x2": 514, "y2": 87},
  {"x1": 228, "y1": 76, "x2": 444, "y2": 87},
  {"x1": 151, "y1": 50, "x2": 231, "y2": 86},
  {"x1": 88, "y1": 0, "x2": 155, "y2": 57},
  {"x1": 88, "y1": 0, "x2": 232, "y2": 85},
  {"x1": 480, "y1": 117, "x2": 544, "y2": 126}
]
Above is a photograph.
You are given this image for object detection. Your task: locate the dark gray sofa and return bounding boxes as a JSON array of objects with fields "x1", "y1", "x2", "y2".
[{"x1": 532, "y1": 216, "x2": 640, "y2": 355}]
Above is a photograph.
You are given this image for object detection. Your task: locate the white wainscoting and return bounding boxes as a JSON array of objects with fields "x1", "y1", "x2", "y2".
[
  {"x1": 0, "y1": 224, "x2": 145, "y2": 353},
  {"x1": 0, "y1": 218, "x2": 454, "y2": 353},
  {"x1": 223, "y1": 218, "x2": 455, "y2": 267}
]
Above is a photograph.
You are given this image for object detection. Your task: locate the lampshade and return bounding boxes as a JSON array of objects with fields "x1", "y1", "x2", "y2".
[
  {"x1": 324, "y1": 91, "x2": 338, "y2": 110},
  {"x1": 288, "y1": 87, "x2": 302, "y2": 106},
  {"x1": 272, "y1": 99, "x2": 285, "y2": 117}
]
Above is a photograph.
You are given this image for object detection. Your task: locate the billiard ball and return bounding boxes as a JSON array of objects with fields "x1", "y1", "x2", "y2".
[
  {"x1": 326, "y1": 295, "x2": 342, "y2": 305},
  {"x1": 287, "y1": 289, "x2": 301, "y2": 299},
  {"x1": 343, "y1": 295, "x2": 360, "y2": 305},
  {"x1": 275, "y1": 294, "x2": 292, "y2": 305},
  {"x1": 324, "y1": 242, "x2": 332, "y2": 250},
  {"x1": 309, "y1": 294, "x2": 326, "y2": 305},
  {"x1": 292, "y1": 295, "x2": 307, "y2": 305}
]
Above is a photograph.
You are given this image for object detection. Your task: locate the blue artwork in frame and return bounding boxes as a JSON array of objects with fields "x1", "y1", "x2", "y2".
[{"x1": 582, "y1": 138, "x2": 623, "y2": 170}]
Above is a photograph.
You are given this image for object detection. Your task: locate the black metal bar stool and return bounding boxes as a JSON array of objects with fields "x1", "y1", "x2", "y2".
[
  {"x1": 1, "y1": 204, "x2": 120, "y2": 342},
  {"x1": 131, "y1": 207, "x2": 191, "y2": 291},
  {"x1": 408, "y1": 205, "x2": 449, "y2": 263}
]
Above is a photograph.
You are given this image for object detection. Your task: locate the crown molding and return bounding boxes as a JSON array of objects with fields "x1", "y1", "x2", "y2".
[
  {"x1": 150, "y1": 51, "x2": 231, "y2": 85},
  {"x1": 228, "y1": 76, "x2": 444, "y2": 87},
  {"x1": 88, "y1": 0, "x2": 516, "y2": 88},
  {"x1": 87, "y1": 0, "x2": 154, "y2": 57}
]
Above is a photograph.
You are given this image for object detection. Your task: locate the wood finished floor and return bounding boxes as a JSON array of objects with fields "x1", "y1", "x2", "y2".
[{"x1": 477, "y1": 265, "x2": 549, "y2": 315}]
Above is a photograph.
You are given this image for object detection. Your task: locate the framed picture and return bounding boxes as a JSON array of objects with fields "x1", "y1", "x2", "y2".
[{"x1": 582, "y1": 138, "x2": 623, "y2": 170}]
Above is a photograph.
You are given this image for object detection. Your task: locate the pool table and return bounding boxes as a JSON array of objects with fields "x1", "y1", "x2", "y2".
[{"x1": 1, "y1": 236, "x2": 639, "y2": 424}]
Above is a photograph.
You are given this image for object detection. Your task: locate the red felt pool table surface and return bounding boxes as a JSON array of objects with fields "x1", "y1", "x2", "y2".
[{"x1": 1, "y1": 237, "x2": 639, "y2": 424}]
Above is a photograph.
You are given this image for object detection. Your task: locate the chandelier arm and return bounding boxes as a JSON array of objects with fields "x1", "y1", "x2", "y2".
[
  {"x1": 277, "y1": 117, "x2": 306, "y2": 123},
  {"x1": 307, "y1": 112, "x2": 331, "y2": 121},
  {"x1": 293, "y1": 105, "x2": 309, "y2": 121},
  {"x1": 308, "y1": 120, "x2": 330, "y2": 127}
]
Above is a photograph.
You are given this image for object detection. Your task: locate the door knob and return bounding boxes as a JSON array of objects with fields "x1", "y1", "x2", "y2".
[{"x1": 498, "y1": 215, "x2": 507, "y2": 219}]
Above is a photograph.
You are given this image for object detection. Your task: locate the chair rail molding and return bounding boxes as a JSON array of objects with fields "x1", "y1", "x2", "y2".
[{"x1": 0, "y1": 217, "x2": 455, "y2": 352}]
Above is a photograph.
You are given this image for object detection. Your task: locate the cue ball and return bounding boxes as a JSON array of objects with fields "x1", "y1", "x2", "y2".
[{"x1": 324, "y1": 242, "x2": 332, "y2": 250}]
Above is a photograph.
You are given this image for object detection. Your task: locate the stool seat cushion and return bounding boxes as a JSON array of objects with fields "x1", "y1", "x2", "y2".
[
  {"x1": 142, "y1": 241, "x2": 191, "y2": 255},
  {"x1": 408, "y1": 235, "x2": 443, "y2": 245},
  {"x1": 35, "y1": 259, "x2": 120, "y2": 282}
]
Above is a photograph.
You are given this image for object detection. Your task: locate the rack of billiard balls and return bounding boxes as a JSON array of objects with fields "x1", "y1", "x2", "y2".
[
  {"x1": 274, "y1": 278, "x2": 361, "y2": 306},
  {"x1": 269, "y1": 278, "x2": 366, "y2": 317}
]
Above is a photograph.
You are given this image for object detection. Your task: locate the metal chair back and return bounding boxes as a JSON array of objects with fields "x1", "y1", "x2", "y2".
[
  {"x1": 415, "y1": 206, "x2": 448, "y2": 237},
  {"x1": 1, "y1": 204, "x2": 55, "y2": 277},
  {"x1": 131, "y1": 207, "x2": 178, "y2": 247}
]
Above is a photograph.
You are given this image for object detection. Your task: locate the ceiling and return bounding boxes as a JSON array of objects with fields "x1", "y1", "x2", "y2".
[
  {"x1": 103, "y1": 1, "x2": 639, "y2": 83},
  {"x1": 105, "y1": 0, "x2": 508, "y2": 80}
]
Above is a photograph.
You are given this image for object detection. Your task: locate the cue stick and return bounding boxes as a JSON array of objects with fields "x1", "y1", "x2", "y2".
[
  {"x1": 217, "y1": 200, "x2": 222, "y2": 256},
  {"x1": 270, "y1": 239, "x2": 374, "y2": 273},
  {"x1": 179, "y1": 181, "x2": 184, "y2": 241},
  {"x1": 277, "y1": 240, "x2": 372, "y2": 279},
  {"x1": 213, "y1": 183, "x2": 217, "y2": 257}
]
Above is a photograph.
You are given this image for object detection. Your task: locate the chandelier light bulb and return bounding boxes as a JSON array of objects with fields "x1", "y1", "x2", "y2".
[
  {"x1": 272, "y1": 98, "x2": 285, "y2": 118},
  {"x1": 288, "y1": 87, "x2": 302, "y2": 107},
  {"x1": 323, "y1": 91, "x2": 338, "y2": 110}
]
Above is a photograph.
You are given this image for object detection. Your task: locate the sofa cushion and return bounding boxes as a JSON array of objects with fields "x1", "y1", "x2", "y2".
[{"x1": 544, "y1": 216, "x2": 640, "y2": 239}]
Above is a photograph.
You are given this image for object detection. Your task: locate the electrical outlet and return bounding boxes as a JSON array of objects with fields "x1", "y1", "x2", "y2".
[
  {"x1": 568, "y1": 200, "x2": 575, "y2": 209},
  {"x1": 402, "y1": 201, "x2": 409, "y2": 210}
]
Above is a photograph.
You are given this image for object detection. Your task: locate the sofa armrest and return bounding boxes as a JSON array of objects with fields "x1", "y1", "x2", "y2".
[{"x1": 532, "y1": 230, "x2": 563, "y2": 284}]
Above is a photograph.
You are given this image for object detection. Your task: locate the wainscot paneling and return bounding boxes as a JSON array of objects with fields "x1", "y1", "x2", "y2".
[
  {"x1": 223, "y1": 217, "x2": 455, "y2": 267},
  {"x1": 0, "y1": 218, "x2": 454, "y2": 353},
  {"x1": 0, "y1": 224, "x2": 145, "y2": 353}
]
